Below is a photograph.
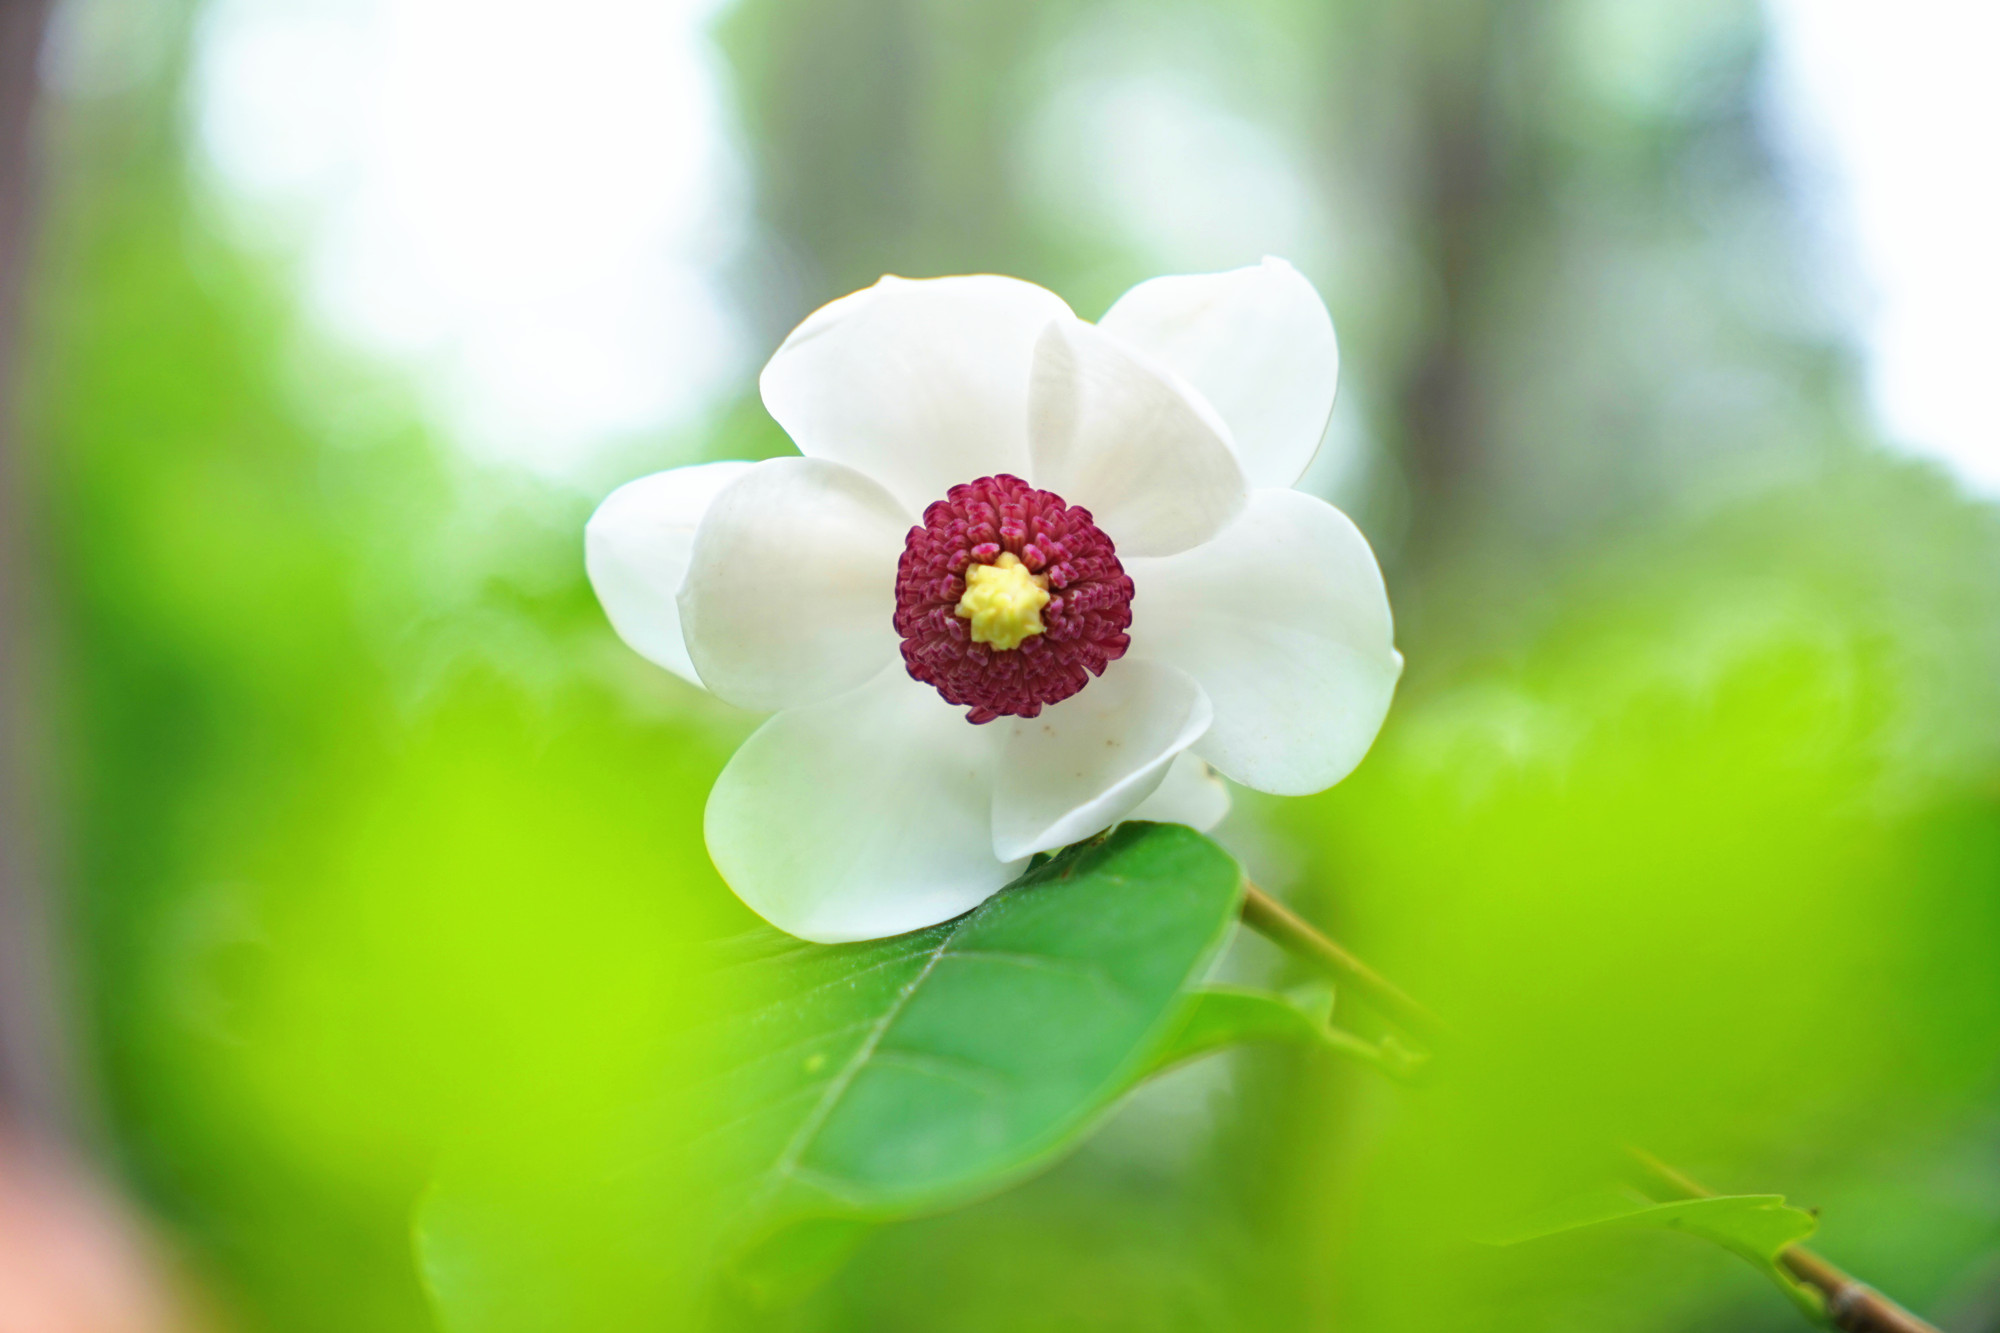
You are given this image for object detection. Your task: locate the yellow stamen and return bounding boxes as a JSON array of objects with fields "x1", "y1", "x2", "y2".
[{"x1": 956, "y1": 552, "x2": 1050, "y2": 651}]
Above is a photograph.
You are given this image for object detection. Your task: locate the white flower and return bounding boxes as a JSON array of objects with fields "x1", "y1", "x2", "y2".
[{"x1": 586, "y1": 259, "x2": 1401, "y2": 943}]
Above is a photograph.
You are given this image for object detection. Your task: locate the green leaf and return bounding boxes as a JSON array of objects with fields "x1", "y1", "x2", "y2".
[
  {"x1": 704, "y1": 822, "x2": 1244, "y2": 1226},
  {"x1": 1156, "y1": 984, "x2": 1335, "y2": 1065},
  {"x1": 1150, "y1": 985, "x2": 1429, "y2": 1080},
  {"x1": 1485, "y1": 1191, "x2": 1825, "y2": 1319},
  {"x1": 417, "y1": 822, "x2": 1244, "y2": 1329}
]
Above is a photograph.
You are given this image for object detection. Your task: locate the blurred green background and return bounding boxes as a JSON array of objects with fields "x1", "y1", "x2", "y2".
[{"x1": 8, "y1": 0, "x2": 2000, "y2": 1329}]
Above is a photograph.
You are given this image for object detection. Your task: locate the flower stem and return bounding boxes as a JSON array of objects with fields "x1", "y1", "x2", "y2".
[
  {"x1": 1240, "y1": 881, "x2": 1942, "y2": 1333},
  {"x1": 1239, "y1": 880, "x2": 1449, "y2": 1046}
]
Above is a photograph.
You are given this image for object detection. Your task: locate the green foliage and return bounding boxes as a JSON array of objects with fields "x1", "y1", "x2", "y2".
[
  {"x1": 1487, "y1": 1193, "x2": 1823, "y2": 1320},
  {"x1": 24, "y1": 46, "x2": 747, "y2": 1332},
  {"x1": 416, "y1": 823, "x2": 1244, "y2": 1328},
  {"x1": 1256, "y1": 459, "x2": 2000, "y2": 1333}
]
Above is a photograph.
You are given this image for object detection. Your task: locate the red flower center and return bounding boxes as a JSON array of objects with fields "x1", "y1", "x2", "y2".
[{"x1": 893, "y1": 474, "x2": 1134, "y2": 723}]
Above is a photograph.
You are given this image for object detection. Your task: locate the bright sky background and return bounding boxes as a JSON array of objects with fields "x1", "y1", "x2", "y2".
[
  {"x1": 187, "y1": 0, "x2": 749, "y2": 479},
  {"x1": 1764, "y1": 0, "x2": 2000, "y2": 495},
  {"x1": 106, "y1": 0, "x2": 1997, "y2": 495}
]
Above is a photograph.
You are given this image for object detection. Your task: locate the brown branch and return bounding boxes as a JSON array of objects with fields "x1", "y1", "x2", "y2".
[
  {"x1": 1240, "y1": 884, "x2": 1941, "y2": 1333},
  {"x1": 1624, "y1": 1148, "x2": 1942, "y2": 1333}
]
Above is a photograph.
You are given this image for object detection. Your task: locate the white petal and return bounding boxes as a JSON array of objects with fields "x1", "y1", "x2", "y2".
[
  {"x1": 1126, "y1": 489, "x2": 1400, "y2": 796},
  {"x1": 1098, "y1": 257, "x2": 1338, "y2": 489},
  {"x1": 678, "y1": 457, "x2": 910, "y2": 712},
  {"x1": 759, "y1": 275, "x2": 1075, "y2": 515},
  {"x1": 583, "y1": 462, "x2": 755, "y2": 686},
  {"x1": 705, "y1": 668, "x2": 1021, "y2": 944},
  {"x1": 1027, "y1": 318, "x2": 1247, "y2": 558},
  {"x1": 1127, "y1": 752, "x2": 1231, "y2": 832},
  {"x1": 992, "y1": 660, "x2": 1212, "y2": 861}
]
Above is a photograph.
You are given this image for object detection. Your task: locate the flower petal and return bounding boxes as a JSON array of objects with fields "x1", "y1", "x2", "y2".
[
  {"x1": 992, "y1": 659, "x2": 1212, "y2": 861},
  {"x1": 1126, "y1": 489, "x2": 1400, "y2": 796},
  {"x1": 705, "y1": 667, "x2": 1021, "y2": 943},
  {"x1": 584, "y1": 461, "x2": 755, "y2": 686},
  {"x1": 1098, "y1": 257, "x2": 1338, "y2": 488},
  {"x1": 759, "y1": 275, "x2": 1075, "y2": 515},
  {"x1": 1127, "y1": 752, "x2": 1231, "y2": 832},
  {"x1": 678, "y1": 457, "x2": 910, "y2": 712},
  {"x1": 1027, "y1": 318, "x2": 1247, "y2": 558}
]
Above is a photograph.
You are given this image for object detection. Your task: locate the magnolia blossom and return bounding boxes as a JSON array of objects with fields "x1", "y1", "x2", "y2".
[{"x1": 587, "y1": 260, "x2": 1400, "y2": 943}]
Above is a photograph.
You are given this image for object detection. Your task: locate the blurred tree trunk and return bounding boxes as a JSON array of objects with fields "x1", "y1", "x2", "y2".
[
  {"x1": 1338, "y1": 0, "x2": 1838, "y2": 633},
  {"x1": 720, "y1": 0, "x2": 1068, "y2": 332},
  {"x1": 1395, "y1": 0, "x2": 1513, "y2": 569},
  {"x1": 0, "y1": 12, "x2": 186, "y2": 1328},
  {"x1": 0, "y1": 0, "x2": 67, "y2": 1139}
]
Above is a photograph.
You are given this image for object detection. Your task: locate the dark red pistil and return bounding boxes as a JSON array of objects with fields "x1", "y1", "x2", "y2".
[{"x1": 893, "y1": 474, "x2": 1134, "y2": 723}]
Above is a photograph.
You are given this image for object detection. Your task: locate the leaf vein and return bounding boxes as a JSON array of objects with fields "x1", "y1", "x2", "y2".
[{"x1": 758, "y1": 923, "x2": 964, "y2": 1195}]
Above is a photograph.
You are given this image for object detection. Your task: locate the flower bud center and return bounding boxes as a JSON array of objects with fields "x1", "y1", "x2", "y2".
[{"x1": 955, "y1": 552, "x2": 1050, "y2": 650}]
